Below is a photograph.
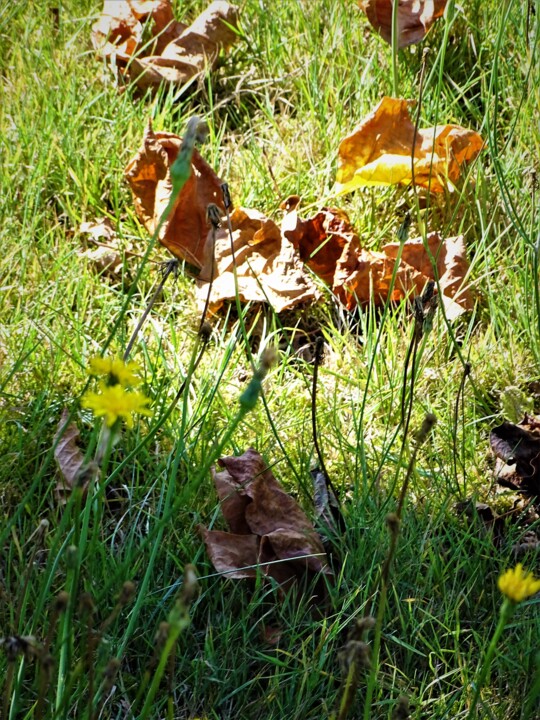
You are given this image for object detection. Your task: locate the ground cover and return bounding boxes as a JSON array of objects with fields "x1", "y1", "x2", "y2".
[{"x1": 1, "y1": 1, "x2": 539, "y2": 718}]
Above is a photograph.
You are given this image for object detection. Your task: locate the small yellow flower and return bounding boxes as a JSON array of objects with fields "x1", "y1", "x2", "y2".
[
  {"x1": 82, "y1": 383, "x2": 152, "y2": 428},
  {"x1": 88, "y1": 356, "x2": 141, "y2": 387},
  {"x1": 498, "y1": 563, "x2": 540, "y2": 603}
]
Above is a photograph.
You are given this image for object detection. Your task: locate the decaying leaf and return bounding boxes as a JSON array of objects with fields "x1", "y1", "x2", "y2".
[
  {"x1": 199, "y1": 448, "x2": 332, "y2": 586},
  {"x1": 490, "y1": 416, "x2": 540, "y2": 498},
  {"x1": 283, "y1": 202, "x2": 473, "y2": 318},
  {"x1": 78, "y1": 218, "x2": 125, "y2": 278},
  {"x1": 54, "y1": 409, "x2": 95, "y2": 503},
  {"x1": 336, "y1": 97, "x2": 484, "y2": 193},
  {"x1": 196, "y1": 207, "x2": 321, "y2": 313},
  {"x1": 92, "y1": 0, "x2": 240, "y2": 90},
  {"x1": 125, "y1": 122, "x2": 226, "y2": 267},
  {"x1": 359, "y1": 0, "x2": 448, "y2": 48}
]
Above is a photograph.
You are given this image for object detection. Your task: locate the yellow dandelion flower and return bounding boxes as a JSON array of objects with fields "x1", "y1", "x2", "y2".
[
  {"x1": 88, "y1": 356, "x2": 141, "y2": 387},
  {"x1": 498, "y1": 563, "x2": 540, "y2": 603},
  {"x1": 82, "y1": 383, "x2": 152, "y2": 428}
]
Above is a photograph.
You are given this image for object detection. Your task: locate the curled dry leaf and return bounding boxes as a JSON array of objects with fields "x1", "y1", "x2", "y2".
[
  {"x1": 54, "y1": 409, "x2": 95, "y2": 504},
  {"x1": 283, "y1": 202, "x2": 473, "y2": 318},
  {"x1": 125, "y1": 122, "x2": 226, "y2": 267},
  {"x1": 196, "y1": 207, "x2": 321, "y2": 313},
  {"x1": 78, "y1": 218, "x2": 126, "y2": 278},
  {"x1": 336, "y1": 97, "x2": 484, "y2": 193},
  {"x1": 490, "y1": 415, "x2": 540, "y2": 498},
  {"x1": 199, "y1": 448, "x2": 332, "y2": 586},
  {"x1": 92, "y1": 0, "x2": 239, "y2": 90},
  {"x1": 359, "y1": 0, "x2": 448, "y2": 48}
]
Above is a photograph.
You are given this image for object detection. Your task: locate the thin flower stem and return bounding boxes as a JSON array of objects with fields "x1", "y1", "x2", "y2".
[
  {"x1": 467, "y1": 599, "x2": 514, "y2": 718},
  {"x1": 123, "y1": 260, "x2": 178, "y2": 362},
  {"x1": 391, "y1": 0, "x2": 399, "y2": 96}
]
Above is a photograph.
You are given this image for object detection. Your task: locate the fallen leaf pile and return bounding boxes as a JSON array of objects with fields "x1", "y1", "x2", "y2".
[
  {"x1": 335, "y1": 97, "x2": 484, "y2": 194},
  {"x1": 199, "y1": 448, "x2": 332, "y2": 586},
  {"x1": 125, "y1": 124, "x2": 475, "y2": 318},
  {"x1": 359, "y1": 0, "x2": 448, "y2": 47},
  {"x1": 491, "y1": 415, "x2": 540, "y2": 499},
  {"x1": 92, "y1": 0, "x2": 240, "y2": 90}
]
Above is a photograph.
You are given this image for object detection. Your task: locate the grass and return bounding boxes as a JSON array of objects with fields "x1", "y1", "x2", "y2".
[{"x1": 1, "y1": 0, "x2": 539, "y2": 718}]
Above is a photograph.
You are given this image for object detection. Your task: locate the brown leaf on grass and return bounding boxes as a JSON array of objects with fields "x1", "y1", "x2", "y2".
[
  {"x1": 335, "y1": 97, "x2": 484, "y2": 193},
  {"x1": 54, "y1": 409, "x2": 93, "y2": 504},
  {"x1": 283, "y1": 202, "x2": 473, "y2": 317},
  {"x1": 200, "y1": 448, "x2": 332, "y2": 586},
  {"x1": 78, "y1": 218, "x2": 125, "y2": 278},
  {"x1": 125, "y1": 123, "x2": 226, "y2": 267},
  {"x1": 92, "y1": 0, "x2": 239, "y2": 90},
  {"x1": 196, "y1": 207, "x2": 321, "y2": 313},
  {"x1": 359, "y1": 0, "x2": 448, "y2": 48},
  {"x1": 491, "y1": 416, "x2": 540, "y2": 497}
]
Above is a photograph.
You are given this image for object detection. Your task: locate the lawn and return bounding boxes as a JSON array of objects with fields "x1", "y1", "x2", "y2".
[{"x1": 1, "y1": 1, "x2": 539, "y2": 718}]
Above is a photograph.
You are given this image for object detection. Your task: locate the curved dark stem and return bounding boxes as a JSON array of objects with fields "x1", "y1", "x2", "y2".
[
  {"x1": 123, "y1": 259, "x2": 179, "y2": 361},
  {"x1": 411, "y1": 48, "x2": 429, "y2": 196},
  {"x1": 198, "y1": 205, "x2": 220, "y2": 336},
  {"x1": 452, "y1": 361, "x2": 471, "y2": 497},
  {"x1": 311, "y1": 336, "x2": 341, "y2": 504}
]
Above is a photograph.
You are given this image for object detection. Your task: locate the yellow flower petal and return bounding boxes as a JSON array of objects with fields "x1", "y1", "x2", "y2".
[
  {"x1": 82, "y1": 383, "x2": 152, "y2": 428},
  {"x1": 498, "y1": 563, "x2": 540, "y2": 603},
  {"x1": 88, "y1": 356, "x2": 142, "y2": 387}
]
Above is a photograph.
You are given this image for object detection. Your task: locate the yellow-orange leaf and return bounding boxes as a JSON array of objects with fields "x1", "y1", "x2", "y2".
[{"x1": 336, "y1": 97, "x2": 484, "y2": 194}]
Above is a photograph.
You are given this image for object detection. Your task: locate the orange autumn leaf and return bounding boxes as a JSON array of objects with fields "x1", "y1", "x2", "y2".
[
  {"x1": 125, "y1": 122, "x2": 226, "y2": 267},
  {"x1": 359, "y1": 0, "x2": 448, "y2": 48},
  {"x1": 336, "y1": 97, "x2": 484, "y2": 193},
  {"x1": 335, "y1": 232, "x2": 473, "y2": 319},
  {"x1": 196, "y1": 207, "x2": 320, "y2": 313},
  {"x1": 92, "y1": 0, "x2": 239, "y2": 90}
]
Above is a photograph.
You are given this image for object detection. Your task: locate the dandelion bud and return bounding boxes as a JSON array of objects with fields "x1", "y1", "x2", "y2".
[
  {"x1": 259, "y1": 347, "x2": 277, "y2": 375},
  {"x1": 65, "y1": 545, "x2": 78, "y2": 569},
  {"x1": 393, "y1": 695, "x2": 410, "y2": 719},
  {"x1": 415, "y1": 413, "x2": 437, "y2": 445},
  {"x1": 181, "y1": 565, "x2": 199, "y2": 606},
  {"x1": 386, "y1": 512, "x2": 400, "y2": 536},
  {"x1": 79, "y1": 592, "x2": 95, "y2": 615},
  {"x1": 102, "y1": 657, "x2": 121, "y2": 687},
  {"x1": 199, "y1": 321, "x2": 213, "y2": 342},
  {"x1": 348, "y1": 616, "x2": 376, "y2": 641},
  {"x1": 338, "y1": 640, "x2": 371, "y2": 679},
  {"x1": 154, "y1": 621, "x2": 171, "y2": 646},
  {"x1": 53, "y1": 591, "x2": 70, "y2": 614},
  {"x1": 119, "y1": 581, "x2": 136, "y2": 606}
]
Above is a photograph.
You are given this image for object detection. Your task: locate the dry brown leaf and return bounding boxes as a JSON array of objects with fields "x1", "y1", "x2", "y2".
[
  {"x1": 92, "y1": 0, "x2": 239, "y2": 90},
  {"x1": 490, "y1": 416, "x2": 540, "y2": 498},
  {"x1": 359, "y1": 0, "x2": 448, "y2": 47},
  {"x1": 54, "y1": 409, "x2": 92, "y2": 504},
  {"x1": 200, "y1": 448, "x2": 332, "y2": 586},
  {"x1": 125, "y1": 123, "x2": 226, "y2": 267},
  {"x1": 282, "y1": 205, "x2": 360, "y2": 287},
  {"x1": 78, "y1": 218, "x2": 132, "y2": 279},
  {"x1": 196, "y1": 207, "x2": 321, "y2": 313},
  {"x1": 336, "y1": 97, "x2": 484, "y2": 193},
  {"x1": 283, "y1": 202, "x2": 473, "y2": 317}
]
